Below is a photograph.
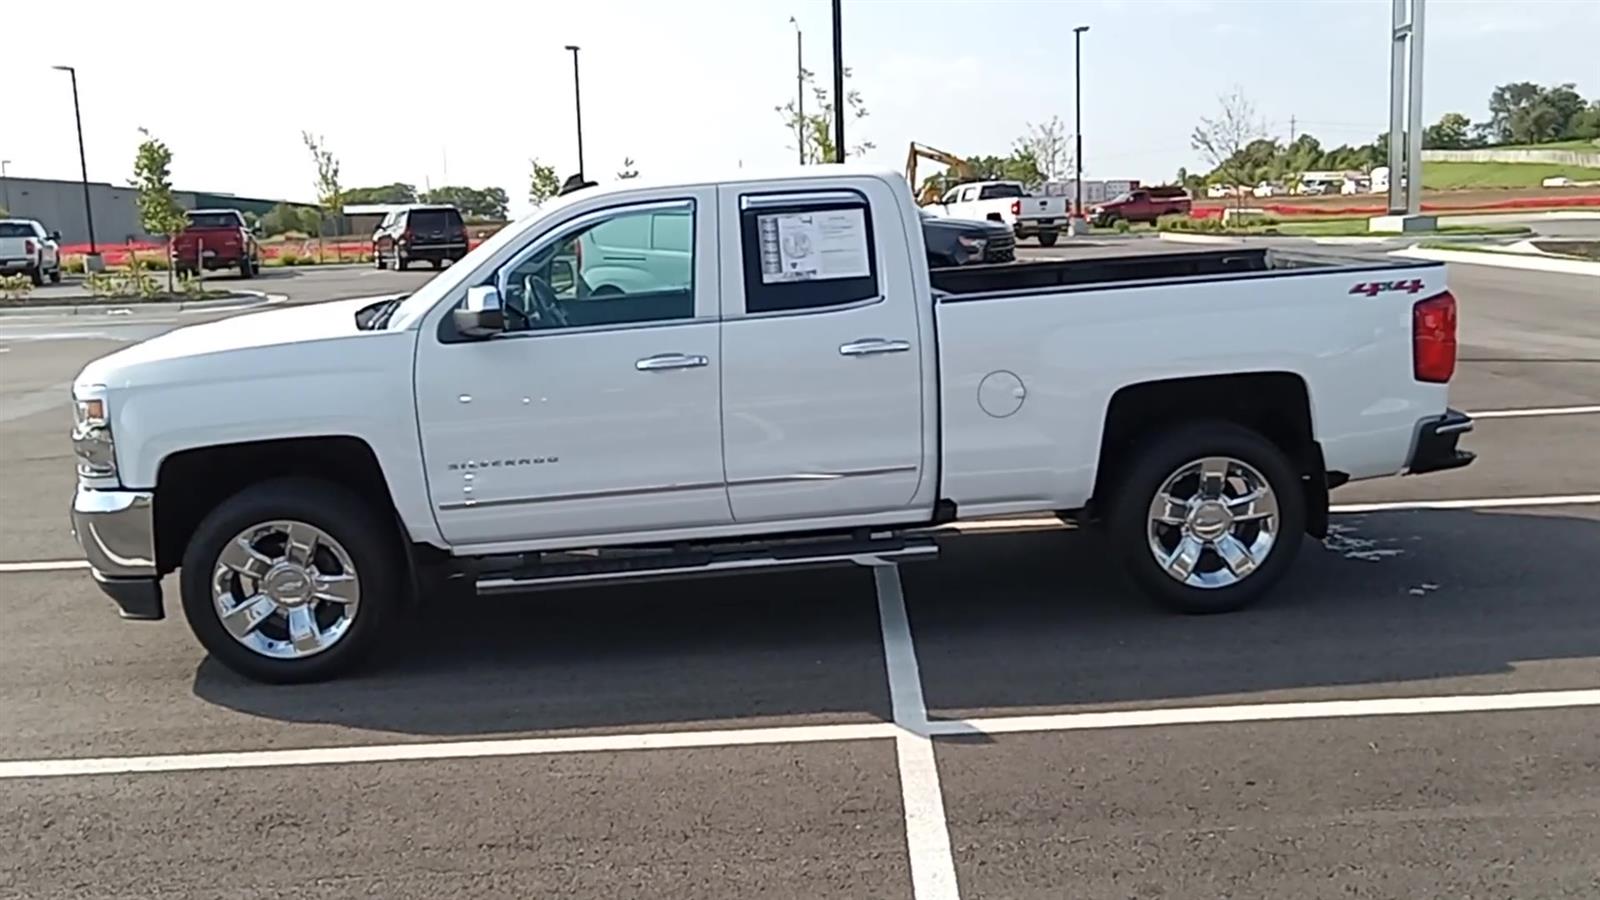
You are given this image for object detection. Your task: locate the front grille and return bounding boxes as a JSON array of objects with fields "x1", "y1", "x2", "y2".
[{"x1": 984, "y1": 233, "x2": 1016, "y2": 262}]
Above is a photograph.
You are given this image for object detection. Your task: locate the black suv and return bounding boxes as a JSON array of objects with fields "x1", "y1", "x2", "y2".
[{"x1": 373, "y1": 205, "x2": 469, "y2": 270}]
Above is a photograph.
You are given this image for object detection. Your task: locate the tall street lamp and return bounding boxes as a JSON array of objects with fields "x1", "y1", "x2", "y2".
[
  {"x1": 789, "y1": 17, "x2": 805, "y2": 164},
  {"x1": 564, "y1": 45, "x2": 585, "y2": 181},
  {"x1": 830, "y1": 0, "x2": 844, "y2": 163},
  {"x1": 1072, "y1": 26, "x2": 1089, "y2": 232},
  {"x1": 1, "y1": 160, "x2": 11, "y2": 213},
  {"x1": 53, "y1": 65, "x2": 99, "y2": 263}
]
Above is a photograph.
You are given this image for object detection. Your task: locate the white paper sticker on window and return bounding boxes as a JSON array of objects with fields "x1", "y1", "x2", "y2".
[{"x1": 758, "y1": 209, "x2": 870, "y2": 284}]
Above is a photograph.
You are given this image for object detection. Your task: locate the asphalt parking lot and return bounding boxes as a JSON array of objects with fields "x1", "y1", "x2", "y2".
[{"x1": 2, "y1": 259, "x2": 1597, "y2": 899}]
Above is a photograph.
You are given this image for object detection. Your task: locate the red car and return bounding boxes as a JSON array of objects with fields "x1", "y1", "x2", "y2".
[
  {"x1": 1091, "y1": 186, "x2": 1192, "y2": 227},
  {"x1": 172, "y1": 209, "x2": 261, "y2": 278}
]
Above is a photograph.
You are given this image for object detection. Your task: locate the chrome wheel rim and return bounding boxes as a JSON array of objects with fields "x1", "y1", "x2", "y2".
[
  {"x1": 1147, "y1": 456, "x2": 1280, "y2": 589},
  {"x1": 211, "y1": 520, "x2": 360, "y2": 660}
]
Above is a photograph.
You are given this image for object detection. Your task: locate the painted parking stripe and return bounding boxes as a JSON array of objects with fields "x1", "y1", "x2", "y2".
[
  {"x1": 1330, "y1": 494, "x2": 1600, "y2": 513},
  {"x1": 927, "y1": 689, "x2": 1600, "y2": 738},
  {"x1": 1466, "y1": 405, "x2": 1600, "y2": 420},
  {"x1": 875, "y1": 565, "x2": 961, "y2": 900},
  {"x1": 0, "y1": 722, "x2": 901, "y2": 781},
  {"x1": 5, "y1": 687, "x2": 1598, "y2": 782},
  {"x1": 0, "y1": 560, "x2": 89, "y2": 573}
]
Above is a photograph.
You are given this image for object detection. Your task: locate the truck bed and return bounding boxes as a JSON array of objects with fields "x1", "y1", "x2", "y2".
[{"x1": 928, "y1": 247, "x2": 1423, "y2": 297}]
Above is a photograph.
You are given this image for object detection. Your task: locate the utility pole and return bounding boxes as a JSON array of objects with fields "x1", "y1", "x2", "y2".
[
  {"x1": 1, "y1": 160, "x2": 10, "y2": 213},
  {"x1": 1072, "y1": 25, "x2": 1089, "y2": 232},
  {"x1": 830, "y1": 0, "x2": 844, "y2": 163},
  {"x1": 564, "y1": 45, "x2": 585, "y2": 181},
  {"x1": 790, "y1": 17, "x2": 805, "y2": 164},
  {"x1": 1289, "y1": 115, "x2": 1297, "y2": 143},
  {"x1": 52, "y1": 65, "x2": 99, "y2": 265}
]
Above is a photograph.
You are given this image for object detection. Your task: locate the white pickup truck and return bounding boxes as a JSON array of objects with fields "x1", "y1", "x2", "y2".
[
  {"x1": 70, "y1": 166, "x2": 1474, "y2": 682},
  {"x1": 927, "y1": 180, "x2": 1068, "y2": 245},
  {"x1": 0, "y1": 218, "x2": 63, "y2": 285}
]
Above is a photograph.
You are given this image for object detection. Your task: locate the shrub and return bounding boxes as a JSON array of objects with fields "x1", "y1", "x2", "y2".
[
  {"x1": 0, "y1": 273, "x2": 34, "y2": 300},
  {"x1": 279, "y1": 250, "x2": 302, "y2": 266},
  {"x1": 1113, "y1": 219, "x2": 1132, "y2": 234},
  {"x1": 62, "y1": 255, "x2": 87, "y2": 274}
]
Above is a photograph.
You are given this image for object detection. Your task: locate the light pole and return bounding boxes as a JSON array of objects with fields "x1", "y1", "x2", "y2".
[
  {"x1": 564, "y1": 45, "x2": 585, "y2": 181},
  {"x1": 1, "y1": 160, "x2": 10, "y2": 213},
  {"x1": 830, "y1": 0, "x2": 844, "y2": 163},
  {"x1": 789, "y1": 17, "x2": 805, "y2": 164},
  {"x1": 1072, "y1": 25, "x2": 1089, "y2": 232},
  {"x1": 53, "y1": 65, "x2": 99, "y2": 263}
]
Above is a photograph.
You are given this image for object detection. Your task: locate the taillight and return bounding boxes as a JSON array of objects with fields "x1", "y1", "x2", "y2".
[
  {"x1": 24, "y1": 239, "x2": 35, "y2": 254},
  {"x1": 1010, "y1": 199, "x2": 1021, "y2": 217},
  {"x1": 1413, "y1": 291, "x2": 1457, "y2": 383}
]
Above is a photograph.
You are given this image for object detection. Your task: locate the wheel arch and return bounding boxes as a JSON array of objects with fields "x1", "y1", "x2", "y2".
[{"x1": 1090, "y1": 371, "x2": 1327, "y2": 536}]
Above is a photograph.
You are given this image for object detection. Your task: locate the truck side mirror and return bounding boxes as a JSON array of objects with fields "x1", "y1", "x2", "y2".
[
  {"x1": 453, "y1": 285, "x2": 505, "y2": 338},
  {"x1": 50, "y1": 230, "x2": 62, "y2": 242}
]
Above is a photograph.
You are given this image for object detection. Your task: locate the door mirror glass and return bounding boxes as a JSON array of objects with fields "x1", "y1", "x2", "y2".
[{"x1": 453, "y1": 285, "x2": 504, "y2": 338}]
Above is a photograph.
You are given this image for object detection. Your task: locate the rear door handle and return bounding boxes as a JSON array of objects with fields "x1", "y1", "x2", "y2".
[
  {"x1": 635, "y1": 353, "x2": 709, "y2": 371},
  {"x1": 839, "y1": 338, "x2": 912, "y2": 357}
]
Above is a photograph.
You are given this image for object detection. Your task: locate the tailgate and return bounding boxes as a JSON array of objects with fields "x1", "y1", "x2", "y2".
[
  {"x1": 1016, "y1": 197, "x2": 1066, "y2": 221},
  {"x1": 0, "y1": 238, "x2": 31, "y2": 260},
  {"x1": 174, "y1": 229, "x2": 241, "y2": 255}
]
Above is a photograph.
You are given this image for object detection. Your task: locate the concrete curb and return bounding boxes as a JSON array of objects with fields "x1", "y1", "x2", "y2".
[
  {"x1": 0, "y1": 289, "x2": 283, "y2": 317},
  {"x1": 1157, "y1": 232, "x2": 1245, "y2": 245},
  {"x1": 1391, "y1": 246, "x2": 1600, "y2": 277}
]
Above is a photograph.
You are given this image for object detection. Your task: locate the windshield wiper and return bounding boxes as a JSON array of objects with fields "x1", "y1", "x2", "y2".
[{"x1": 362, "y1": 294, "x2": 410, "y2": 330}]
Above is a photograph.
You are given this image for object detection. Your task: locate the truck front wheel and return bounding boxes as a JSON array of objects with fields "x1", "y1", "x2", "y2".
[
  {"x1": 1107, "y1": 422, "x2": 1305, "y2": 615},
  {"x1": 179, "y1": 478, "x2": 403, "y2": 683}
]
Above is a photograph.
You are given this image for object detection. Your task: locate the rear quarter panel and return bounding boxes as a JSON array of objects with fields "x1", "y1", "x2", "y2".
[{"x1": 935, "y1": 263, "x2": 1450, "y2": 514}]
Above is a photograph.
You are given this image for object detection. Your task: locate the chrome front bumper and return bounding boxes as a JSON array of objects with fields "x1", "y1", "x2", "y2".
[{"x1": 71, "y1": 487, "x2": 164, "y2": 619}]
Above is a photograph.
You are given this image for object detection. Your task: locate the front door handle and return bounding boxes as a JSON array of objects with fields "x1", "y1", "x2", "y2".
[
  {"x1": 839, "y1": 338, "x2": 912, "y2": 357},
  {"x1": 636, "y1": 353, "x2": 709, "y2": 371},
  {"x1": 603, "y1": 255, "x2": 647, "y2": 263}
]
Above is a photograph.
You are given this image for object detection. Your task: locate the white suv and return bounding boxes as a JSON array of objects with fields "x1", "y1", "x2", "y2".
[{"x1": 0, "y1": 219, "x2": 63, "y2": 285}]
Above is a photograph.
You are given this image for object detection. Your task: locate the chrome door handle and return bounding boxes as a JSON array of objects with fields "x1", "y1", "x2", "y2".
[
  {"x1": 839, "y1": 338, "x2": 912, "y2": 357},
  {"x1": 635, "y1": 353, "x2": 709, "y2": 371}
]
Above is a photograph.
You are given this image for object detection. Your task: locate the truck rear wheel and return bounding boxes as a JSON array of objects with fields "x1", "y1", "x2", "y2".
[
  {"x1": 1037, "y1": 231, "x2": 1059, "y2": 247},
  {"x1": 179, "y1": 478, "x2": 403, "y2": 683},
  {"x1": 1106, "y1": 422, "x2": 1304, "y2": 614}
]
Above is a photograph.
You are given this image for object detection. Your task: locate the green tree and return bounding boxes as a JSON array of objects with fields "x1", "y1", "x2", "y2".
[
  {"x1": 529, "y1": 158, "x2": 561, "y2": 207},
  {"x1": 1486, "y1": 82, "x2": 1591, "y2": 144},
  {"x1": 420, "y1": 185, "x2": 510, "y2": 220},
  {"x1": 343, "y1": 183, "x2": 418, "y2": 205},
  {"x1": 776, "y1": 67, "x2": 874, "y2": 163},
  {"x1": 1014, "y1": 116, "x2": 1068, "y2": 182},
  {"x1": 260, "y1": 203, "x2": 320, "y2": 236},
  {"x1": 1572, "y1": 102, "x2": 1600, "y2": 140},
  {"x1": 1191, "y1": 88, "x2": 1264, "y2": 208},
  {"x1": 130, "y1": 128, "x2": 186, "y2": 293},
  {"x1": 1423, "y1": 113, "x2": 1474, "y2": 150},
  {"x1": 301, "y1": 131, "x2": 342, "y2": 246},
  {"x1": 616, "y1": 158, "x2": 639, "y2": 180}
]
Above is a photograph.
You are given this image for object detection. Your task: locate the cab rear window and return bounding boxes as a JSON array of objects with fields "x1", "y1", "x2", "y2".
[
  {"x1": 0, "y1": 223, "x2": 38, "y2": 237},
  {"x1": 408, "y1": 209, "x2": 464, "y2": 232},
  {"x1": 977, "y1": 184, "x2": 1023, "y2": 200},
  {"x1": 187, "y1": 212, "x2": 243, "y2": 229}
]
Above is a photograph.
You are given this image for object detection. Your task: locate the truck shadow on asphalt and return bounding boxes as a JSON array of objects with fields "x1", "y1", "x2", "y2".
[{"x1": 193, "y1": 509, "x2": 1600, "y2": 737}]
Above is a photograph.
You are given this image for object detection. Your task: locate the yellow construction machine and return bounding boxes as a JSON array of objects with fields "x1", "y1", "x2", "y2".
[{"x1": 905, "y1": 142, "x2": 976, "y2": 205}]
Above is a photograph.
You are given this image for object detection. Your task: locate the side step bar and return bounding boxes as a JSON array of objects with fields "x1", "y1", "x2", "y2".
[{"x1": 476, "y1": 534, "x2": 938, "y2": 595}]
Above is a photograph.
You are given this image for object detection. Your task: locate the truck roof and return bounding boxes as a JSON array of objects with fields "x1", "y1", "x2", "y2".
[{"x1": 554, "y1": 164, "x2": 902, "y2": 201}]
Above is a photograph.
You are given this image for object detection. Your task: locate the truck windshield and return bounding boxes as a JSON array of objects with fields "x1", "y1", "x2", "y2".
[
  {"x1": 186, "y1": 213, "x2": 241, "y2": 229},
  {"x1": 977, "y1": 184, "x2": 1024, "y2": 200}
]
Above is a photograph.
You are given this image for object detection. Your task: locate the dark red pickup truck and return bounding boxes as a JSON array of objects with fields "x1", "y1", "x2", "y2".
[
  {"x1": 172, "y1": 209, "x2": 261, "y2": 278},
  {"x1": 1090, "y1": 187, "x2": 1192, "y2": 226}
]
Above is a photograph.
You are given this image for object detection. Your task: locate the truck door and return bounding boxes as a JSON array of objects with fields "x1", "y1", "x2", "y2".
[
  {"x1": 715, "y1": 179, "x2": 935, "y2": 524},
  {"x1": 413, "y1": 190, "x2": 732, "y2": 546}
]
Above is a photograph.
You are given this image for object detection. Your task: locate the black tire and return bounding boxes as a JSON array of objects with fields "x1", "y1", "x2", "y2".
[
  {"x1": 1106, "y1": 421, "x2": 1305, "y2": 615},
  {"x1": 180, "y1": 478, "x2": 404, "y2": 683},
  {"x1": 237, "y1": 257, "x2": 255, "y2": 279},
  {"x1": 430, "y1": 258, "x2": 441, "y2": 270},
  {"x1": 49, "y1": 266, "x2": 62, "y2": 284},
  {"x1": 374, "y1": 249, "x2": 387, "y2": 270},
  {"x1": 1037, "y1": 231, "x2": 1059, "y2": 247},
  {"x1": 395, "y1": 249, "x2": 408, "y2": 271},
  {"x1": 29, "y1": 267, "x2": 44, "y2": 287}
]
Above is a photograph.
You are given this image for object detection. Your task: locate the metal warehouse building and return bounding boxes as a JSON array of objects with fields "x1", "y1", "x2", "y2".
[{"x1": 0, "y1": 176, "x2": 317, "y2": 246}]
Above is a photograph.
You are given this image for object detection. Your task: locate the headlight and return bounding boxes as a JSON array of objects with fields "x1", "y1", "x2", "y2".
[
  {"x1": 72, "y1": 386, "x2": 117, "y2": 478},
  {"x1": 956, "y1": 235, "x2": 988, "y2": 251}
]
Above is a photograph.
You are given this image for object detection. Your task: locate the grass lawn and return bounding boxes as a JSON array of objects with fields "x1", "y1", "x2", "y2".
[{"x1": 1422, "y1": 161, "x2": 1600, "y2": 189}]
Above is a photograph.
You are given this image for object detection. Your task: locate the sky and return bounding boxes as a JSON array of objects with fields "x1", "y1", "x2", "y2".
[{"x1": 3, "y1": 0, "x2": 1596, "y2": 217}]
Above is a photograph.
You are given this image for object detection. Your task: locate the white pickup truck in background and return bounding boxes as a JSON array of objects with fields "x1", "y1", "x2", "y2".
[
  {"x1": 927, "y1": 180, "x2": 1069, "y2": 245},
  {"x1": 0, "y1": 218, "x2": 63, "y2": 285},
  {"x1": 70, "y1": 166, "x2": 1474, "y2": 683}
]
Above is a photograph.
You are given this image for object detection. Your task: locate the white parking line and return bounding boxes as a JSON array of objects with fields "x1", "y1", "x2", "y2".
[
  {"x1": 1467, "y1": 405, "x2": 1600, "y2": 420},
  {"x1": 0, "y1": 722, "x2": 901, "y2": 780},
  {"x1": 928, "y1": 689, "x2": 1600, "y2": 737},
  {"x1": 875, "y1": 565, "x2": 961, "y2": 900},
  {"x1": 1331, "y1": 494, "x2": 1600, "y2": 513},
  {"x1": 0, "y1": 559, "x2": 88, "y2": 572}
]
